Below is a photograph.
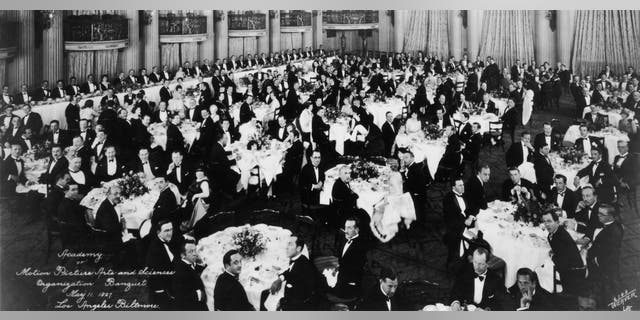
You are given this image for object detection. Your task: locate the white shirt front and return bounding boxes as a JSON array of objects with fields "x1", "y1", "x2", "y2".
[
  {"x1": 49, "y1": 158, "x2": 58, "y2": 173},
  {"x1": 162, "y1": 241, "x2": 174, "y2": 262},
  {"x1": 69, "y1": 170, "x2": 86, "y2": 184},
  {"x1": 2, "y1": 94, "x2": 10, "y2": 104},
  {"x1": 556, "y1": 189, "x2": 566, "y2": 208},
  {"x1": 582, "y1": 138, "x2": 591, "y2": 155},
  {"x1": 522, "y1": 144, "x2": 529, "y2": 162},
  {"x1": 593, "y1": 220, "x2": 614, "y2": 241},
  {"x1": 159, "y1": 110, "x2": 168, "y2": 123},
  {"x1": 454, "y1": 192, "x2": 466, "y2": 215},
  {"x1": 616, "y1": 153, "x2": 628, "y2": 168},
  {"x1": 107, "y1": 159, "x2": 117, "y2": 175},
  {"x1": 379, "y1": 285, "x2": 391, "y2": 311},
  {"x1": 342, "y1": 235, "x2": 358, "y2": 257},
  {"x1": 52, "y1": 131, "x2": 59, "y2": 144},
  {"x1": 473, "y1": 272, "x2": 487, "y2": 305},
  {"x1": 176, "y1": 165, "x2": 182, "y2": 183},
  {"x1": 89, "y1": 82, "x2": 96, "y2": 92}
]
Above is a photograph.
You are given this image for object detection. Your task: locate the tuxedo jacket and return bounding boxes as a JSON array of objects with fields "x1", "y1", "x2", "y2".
[
  {"x1": 549, "y1": 187, "x2": 578, "y2": 214},
  {"x1": 44, "y1": 130, "x2": 71, "y2": 148},
  {"x1": 337, "y1": 236, "x2": 367, "y2": 290},
  {"x1": 152, "y1": 187, "x2": 179, "y2": 226},
  {"x1": 572, "y1": 203, "x2": 603, "y2": 240},
  {"x1": 534, "y1": 132, "x2": 562, "y2": 151},
  {"x1": 381, "y1": 121, "x2": 397, "y2": 156},
  {"x1": 331, "y1": 178, "x2": 359, "y2": 212},
  {"x1": 129, "y1": 157, "x2": 162, "y2": 179},
  {"x1": 1, "y1": 156, "x2": 27, "y2": 195},
  {"x1": 42, "y1": 156, "x2": 69, "y2": 186},
  {"x1": 14, "y1": 92, "x2": 32, "y2": 105},
  {"x1": 94, "y1": 199, "x2": 122, "y2": 245},
  {"x1": 574, "y1": 136, "x2": 605, "y2": 154},
  {"x1": 51, "y1": 87, "x2": 68, "y2": 100},
  {"x1": 172, "y1": 260, "x2": 208, "y2": 311},
  {"x1": 357, "y1": 284, "x2": 400, "y2": 311},
  {"x1": 450, "y1": 267, "x2": 505, "y2": 310},
  {"x1": 21, "y1": 112, "x2": 43, "y2": 134},
  {"x1": 33, "y1": 87, "x2": 52, "y2": 101},
  {"x1": 268, "y1": 125, "x2": 288, "y2": 142},
  {"x1": 166, "y1": 123, "x2": 185, "y2": 154},
  {"x1": 479, "y1": 100, "x2": 498, "y2": 115},
  {"x1": 533, "y1": 152, "x2": 555, "y2": 193},
  {"x1": 239, "y1": 102, "x2": 255, "y2": 125},
  {"x1": 299, "y1": 164, "x2": 325, "y2": 205},
  {"x1": 587, "y1": 220, "x2": 623, "y2": 280},
  {"x1": 94, "y1": 158, "x2": 127, "y2": 183},
  {"x1": 548, "y1": 226, "x2": 584, "y2": 272},
  {"x1": 443, "y1": 191, "x2": 472, "y2": 246},
  {"x1": 1, "y1": 93, "x2": 14, "y2": 106},
  {"x1": 311, "y1": 115, "x2": 330, "y2": 145},
  {"x1": 501, "y1": 178, "x2": 537, "y2": 201},
  {"x1": 80, "y1": 82, "x2": 98, "y2": 94},
  {"x1": 404, "y1": 162, "x2": 427, "y2": 198},
  {"x1": 145, "y1": 235, "x2": 177, "y2": 293},
  {"x1": 576, "y1": 161, "x2": 617, "y2": 203},
  {"x1": 166, "y1": 163, "x2": 193, "y2": 194},
  {"x1": 506, "y1": 285, "x2": 556, "y2": 311},
  {"x1": 159, "y1": 86, "x2": 173, "y2": 103},
  {"x1": 283, "y1": 140, "x2": 304, "y2": 175},
  {"x1": 613, "y1": 153, "x2": 639, "y2": 186},
  {"x1": 65, "y1": 103, "x2": 81, "y2": 132},
  {"x1": 149, "y1": 73, "x2": 163, "y2": 84},
  {"x1": 505, "y1": 142, "x2": 534, "y2": 168},
  {"x1": 213, "y1": 271, "x2": 255, "y2": 311},
  {"x1": 279, "y1": 255, "x2": 318, "y2": 311}
]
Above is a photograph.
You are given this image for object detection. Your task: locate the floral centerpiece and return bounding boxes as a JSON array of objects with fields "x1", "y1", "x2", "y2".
[
  {"x1": 117, "y1": 172, "x2": 150, "y2": 199},
  {"x1": 349, "y1": 159, "x2": 380, "y2": 181},
  {"x1": 559, "y1": 147, "x2": 587, "y2": 165},
  {"x1": 324, "y1": 105, "x2": 346, "y2": 123},
  {"x1": 422, "y1": 123, "x2": 444, "y2": 140},
  {"x1": 232, "y1": 225, "x2": 267, "y2": 259}
]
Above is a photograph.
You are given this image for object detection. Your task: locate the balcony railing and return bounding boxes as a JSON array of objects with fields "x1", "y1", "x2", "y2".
[
  {"x1": 0, "y1": 21, "x2": 18, "y2": 49},
  {"x1": 228, "y1": 11, "x2": 267, "y2": 30},
  {"x1": 159, "y1": 14, "x2": 207, "y2": 35},
  {"x1": 322, "y1": 10, "x2": 379, "y2": 25},
  {"x1": 63, "y1": 14, "x2": 129, "y2": 42},
  {"x1": 280, "y1": 10, "x2": 312, "y2": 27}
]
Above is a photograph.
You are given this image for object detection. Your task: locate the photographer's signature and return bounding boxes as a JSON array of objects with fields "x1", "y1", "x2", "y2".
[{"x1": 608, "y1": 289, "x2": 637, "y2": 310}]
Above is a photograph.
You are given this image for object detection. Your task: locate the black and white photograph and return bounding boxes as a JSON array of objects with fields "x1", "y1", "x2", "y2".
[{"x1": 0, "y1": 5, "x2": 639, "y2": 312}]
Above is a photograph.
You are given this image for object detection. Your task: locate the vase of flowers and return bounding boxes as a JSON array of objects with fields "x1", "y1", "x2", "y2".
[
  {"x1": 422, "y1": 123, "x2": 444, "y2": 140},
  {"x1": 559, "y1": 147, "x2": 585, "y2": 165},
  {"x1": 117, "y1": 172, "x2": 150, "y2": 199},
  {"x1": 349, "y1": 159, "x2": 380, "y2": 181},
  {"x1": 232, "y1": 225, "x2": 267, "y2": 259}
]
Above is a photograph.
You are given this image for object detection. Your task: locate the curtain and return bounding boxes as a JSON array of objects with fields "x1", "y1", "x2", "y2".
[
  {"x1": 180, "y1": 42, "x2": 199, "y2": 64},
  {"x1": 161, "y1": 44, "x2": 181, "y2": 70},
  {"x1": 281, "y1": 33, "x2": 303, "y2": 52},
  {"x1": 403, "y1": 10, "x2": 450, "y2": 58},
  {"x1": 93, "y1": 50, "x2": 119, "y2": 78},
  {"x1": 67, "y1": 50, "x2": 119, "y2": 80},
  {"x1": 478, "y1": 10, "x2": 535, "y2": 70},
  {"x1": 0, "y1": 59, "x2": 6, "y2": 89},
  {"x1": 571, "y1": 10, "x2": 640, "y2": 77},
  {"x1": 228, "y1": 37, "x2": 258, "y2": 57},
  {"x1": 69, "y1": 10, "x2": 124, "y2": 16},
  {"x1": 67, "y1": 51, "x2": 94, "y2": 80}
]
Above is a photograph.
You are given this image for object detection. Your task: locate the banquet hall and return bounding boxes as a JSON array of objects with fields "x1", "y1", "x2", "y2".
[{"x1": 0, "y1": 9, "x2": 639, "y2": 311}]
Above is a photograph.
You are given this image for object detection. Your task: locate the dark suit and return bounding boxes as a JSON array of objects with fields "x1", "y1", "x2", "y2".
[
  {"x1": 576, "y1": 160, "x2": 617, "y2": 203},
  {"x1": 587, "y1": 221, "x2": 623, "y2": 295},
  {"x1": 279, "y1": 255, "x2": 318, "y2": 311},
  {"x1": 152, "y1": 187, "x2": 180, "y2": 226},
  {"x1": 41, "y1": 156, "x2": 69, "y2": 186},
  {"x1": 299, "y1": 164, "x2": 325, "y2": 205},
  {"x1": 357, "y1": 284, "x2": 399, "y2": 311},
  {"x1": 533, "y1": 153, "x2": 555, "y2": 195},
  {"x1": 208, "y1": 142, "x2": 238, "y2": 193},
  {"x1": 159, "y1": 86, "x2": 173, "y2": 103},
  {"x1": 1, "y1": 156, "x2": 26, "y2": 195},
  {"x1": 548, "y1": 226, "x2": 585, "y2": 295},
  {"x1": 613, "y1": 153, "x2": 638, "y2": 187},
  {"x1": 94, "y1": 158, "x2": 127, "y2": 183},
  {"x1": 65, "y1": 103, "x2": 81, "y2": 132},
  {"x1": 506, "y1": 142, "x2": 534, "y2": 167},
  {"x1": 129, "y1": 157, "x2": 162, "y2": 179},
  {"x1": 335, "y1": 236, "x2": 367, "y2": 299},
  {"x1": 506, "y1": 284, "x2": 556, "y2": 310},
  {"x1": 213, "y1": 271, "x2": 255, "y2": 311},
  {"x1": 80, "y1": 82, "x2": 98, "y2": 94},
  {"x1": 501, "y1": 178, "x2": 537, "y2": 201},
  {"x1": 331, "y1": 178, "x2": 359, "y2": 221},
  {"x1": 33, "y1": 87, "x2": 52, "y2": 101},
  {"x1": 381, "y1": 121, "x2": 396, "y2": 157},
  {"x1": 166, "y1": 123, "x2": 185, "y2": 154},
  {"x1": 145, "y1": 235, "x2": 177, "y2": 310},
  {"x1": 51, "y1": 87, "x2": 68, "y2": 100},
  {"x1": 549, "y1": 187, "x2": 578, "y2": 214},
  {"x1": 572, "y1": 202, "x2": 603, "y2": 240},
  {"x1": 56, "y1": 197, "x2": 88, "y2": 243},
  {"x1": 443, "y1": 192, "x2": 472, "y2": 264},
  {"x1": 21, "y1": 112, "x2": 43, "y2": 135},
  {"x1": 166, "y1": 163, "x2": 193, "y2": 194},
  {"x1": 464, "y1": 176, "x2": 488, "y2": 215},
  {"x1": 172, "y1": 259, "x2": 208, "y2": 310},
  {"x1": 450, "y1": 268, "x2": 505, "y2": 310},
  {"x1": 574, "y1": 136, "x2": 605, "y2": 155},
  {"x1": 534, "y1": 132, "x2": 562, "y2": 151},
  {"x1": 94, "y1": 199, "x2": 123, "y2": 248},
  {"x1": 13, "y1": 92, "x2": 32, "y2": 105}
]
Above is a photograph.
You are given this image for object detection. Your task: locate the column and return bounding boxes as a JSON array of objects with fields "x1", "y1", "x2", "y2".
[
  {"x1": 257, "y1": 12, "x2": 269, "y2": 55},
  {"x1": 556, "y1": 10, "x2": 574, "y2": 66},
  {"x1": 269, "y1": 11, "x2": 281, "y2": 53},
  {"x1": 199, "y1": 10, "x2": 215, "y2": 61},
  {"x1": 312, "y1": 10, "x2": 322, "y2": 49},
  {"x1": 42, "y1": 10, "x2": 64, "y2": 84},
  {"x1": 467, "y1": 10, "x2": 483, "y2": 59},
  {"x1": 215, "y1": 10, "x2": 228, "y2": 60},
  {"x1": 122, "y1": 10, "x2": 140, "y2": 73},
  {"x1": 302, "y1": 12, "x2": 313, "y2": 51},
  {"x1": 17, "y1": 10, "x2": 35, "y2": 88},
  {"x1": 142, "y1": 10, "x2": 160, "y2": 70},
  {"x1": 393, "y1": 10, "x2": 405, "y2": 53},
  {"x1": 535, "y1": 10, "x2": 551, "y2": 65},
  {"x1": 448, "y1": 10, "x2": 463, "y2": 59}
]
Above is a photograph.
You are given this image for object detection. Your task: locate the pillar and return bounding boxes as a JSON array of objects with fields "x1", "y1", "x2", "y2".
[
  {"x1": 42, "y1": 10, "x2": 64, "y2": 84},
  {"x1": 142, "y1": 10, "x2": 160, "y2": 70},
  {"x1": 122, "y1": 10, "x2": 140, "y2": 73},
  {"x1": 215, "y1": 10, "x2": 228, "y2": 60},
  {"x1": 556, "y1": 10, "x2": 574, "y2": 66},
  {"x1": 257, "y1": 12, "x2": 269, "y2": 55},
  {"x1": 448, "y1": 10, "x2": 463, "y2": 59},
  {"x1": 312, "y1": 10, "x2": 322, "y2": 50},
  {"x1": 17, "y1": 10, "x2": 35, "y2": 88},
  {"x1": 535, "y1": 10, "x2": 553, "y2": 66},
  {"x1": 199, "y1": 10, "x2": 215, "y2": 61},
  {"x1": 269, "y1": 11, "x2": 280, "y2": 54},
  {"x1": 467, "y1": 10, "x2": 483, "y2": 59},
  {"x1": 393, "y1": 10, "x2": 405, "y2": 53}
]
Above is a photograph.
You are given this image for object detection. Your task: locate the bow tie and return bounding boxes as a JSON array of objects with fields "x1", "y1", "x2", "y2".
[
  {"x1": 175, "y1": 165, "x2": 181, "y2": 168},
  {"x1": 346, "y1": 239, "x2": 353, "y2": 245},
  {"x1": 142, "y1": 162, "x2": 148, "y2": 165},
  {"x1": 474, "y1": 274, "x2": 485, "y2": 281},
  {"x1": 108, "y1": 159, "x2": 115, "y2": 163},
  {"x1": 12, "y1": 158, "x2": 22, "y2": 162},
  {"x1": 384, "y1": 295, "x2": 390, "y2": 302},
  {"x1": 557, "y1": 191, "x2": 565, "y2": 196}
]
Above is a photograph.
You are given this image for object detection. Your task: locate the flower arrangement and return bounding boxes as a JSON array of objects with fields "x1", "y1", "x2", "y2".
[
  {"x1": 232, "y1": 225, "x2": 267, "y2": 259},
  {"x1": 422, "y1": 123, "x2": 444, "y2": 140},
  {"x1": 249, "y1": 135, "x2": 272, "y2": 150},
  {"x1": 324, "y1": 105, "x2": 345, "y2": 123},
  {"x1": 26, "y1": 142, "x2": 50, "y2": 161},
  {"x1": 349, "y1": 159, "x2": 380, "y2": 181},
  {"x1": 117, "y1": 171, "x2": 150, "y2": 199},
  {"x1": 559, "y1": 147, "x2": 586, "y2": 165},
  {"x1": 372, "y1": 90, "x2": 387, "y2": 103}
]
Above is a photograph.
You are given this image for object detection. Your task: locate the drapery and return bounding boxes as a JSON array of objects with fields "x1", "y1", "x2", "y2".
[
  {"x1": 0, "y1": 59, "x2": 6, "y2": 89},
  {"x1": 280, "y1": 33, "x2": 303, "y2": 52},
  {"x1": 161, "y1": 44, "x2": 180, "y2": 70},
  {"x1": 571, "y1": 10, "x2": 640, "y2": 77},
  {"x1": 478, "y1": 10, "x2": 535, "y2": 70},
  {"x1": 403, "y1": 10, "x2": 450, "y2": 58},
  {"x1": 67, "y1": 50, "x2": 120, "y2": 80},
  {"x1": 228, "y1": 37, "x2": 258, "y2": 57},
  {"x1": 180, "y1": 42, "x2": 199, "y2": 64}
]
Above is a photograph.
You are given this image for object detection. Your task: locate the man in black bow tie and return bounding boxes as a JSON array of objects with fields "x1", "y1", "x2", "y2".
[
  {"x1": 334, "y1": 216, "x2": 368, "y2": 300},
  {"x1": 145, "y1": 219, "x2": 180, "y2": 311},
  {"x1": 450, "y1": 247, "x2": 505, "y2": 311},
  {"x1": 1, "y1": 143, "x2": 26, "y2": 196},
  {"x1": 357, "y1": 266, "x2": 399, "y2": 311},
  {"x1": 270, "y1": 235, "x2": 319, "y2": 310},
  {"x1": 444, "y1": 178, "x2": 477, "y2": 270},
  {"x1": 575, "y1": 148, "x2": 617, "y2": 203},
  {"x1": 214, "y1": 249, "x2": 255, "y2": 311},
  {"x1": 1, "y1": 85, "x2": 14, "y2": 107},
  {"x1": 172, "y1": 240, "x2": 208, "y2": 311},
  {"x1": 613, "y1": 140, "x2": 638, "y2": 208},
  {"x1": 542, "y1": 209, "x2": 585, "y2": 295}
]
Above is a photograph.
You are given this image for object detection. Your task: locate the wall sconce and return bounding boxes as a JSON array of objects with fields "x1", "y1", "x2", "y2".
[
  {"x1": 269, "y1": 10, "x2": 279, "y2": 19},
  {"x1": 140, "y1": 11, "x2": 153, "y2": 26},
  {"x1": 214, "y1": 10, "x2": 226, "y2": 22},
  {"x1": 37, "y1": 10, "x2": 54, "y2": 29}
]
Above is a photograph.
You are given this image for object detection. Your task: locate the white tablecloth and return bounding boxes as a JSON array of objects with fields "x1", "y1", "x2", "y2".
[
  {"x1": 198, "y1": 224, "x2": 309, "y2": 311},
  {"x1": 517, "y1": 153, "x2": 590, "y2": 191},
  {"x1": 226, "y1": 139, "x2": 288, "y2": 191},
  {"x1": 453, "y1": 112, "x2": 500, "y2": 135},
  {"x1": 394, "y1": 132, "x2": 447, "y2": 178},
  {"x1": 13, "y1": 59, "x2": 322, "y2": 130},
  {"x1": 365, "y1": 98, "x2": 406, "y2": 128},
  {"x1": 147, "y1": 121, "x2": 199, "y2": 151},
  {"x1": 563, "y1": 126, "x2": 630, "y2": 165}
]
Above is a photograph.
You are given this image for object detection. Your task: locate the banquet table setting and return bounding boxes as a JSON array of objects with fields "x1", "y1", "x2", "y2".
[
  {"x1": 517, "y1": 152, "x2": 590, "y2": 191},
  {"x1": 226, "y1": 139, "x2": 288, "y2": 191},
  {"x1": 147, "y1": 120, "x2": 200, "y2": 151},
  {"x1": 393, "y1": 131, "x2": 448, "y2": 178},
  {"x1": 472, "y1": 201, "x2": 584, "y2": 293},
  {"x1": 452, "y1": 112, "x2": 501, "y2": 135},
  {"x1": 562, "y1": 126, "x2": 630, "y2": 164},
  {"x1": 581, "y1": 106, "x2": 633, "y2": 129},
  {"x1": 229, "y1": 101, "x2": 278, "y2": 127},
  {"x1": 15, "y1": 150, "x2": 49, "y2": 194}
]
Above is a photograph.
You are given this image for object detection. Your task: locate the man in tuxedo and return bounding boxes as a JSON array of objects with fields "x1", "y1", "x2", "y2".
[
  {"x1": 574, "y1": 125, "x2": 605, "y2": 157},
  {"x1": 208, "y1": 132, "x2": 239, "y2": 195},
  {"x1": 586, "y1": 204, "x2": 624, "y2": 306},
  {"x1": 299, "y1": 150, "x2": 325, "y2": 206},
  {"x1": 403, "y1": 151, "x2": 427, "y2": 221},
  {"x1": 16, "y1": 128, "x2": 37, "y2": 152},
  {"x1": 270, "y1": 235, "x2": 319, "y2": 311},
  {"x1": 166, "y1": 150, "x2": 193, "y2": 194},
  {"x1": 41, "y1": 170, "x2": 69, "y2": 222},
  {"x1": 331, "y1": 166, "x2": 360, "y2": 225},
  {"x1": 549, "y1": 174, "x2": 578, "y2": 214},
  {"x1": 381, "y1": 112, "x2": 397, "y2": 157},
  {"x1": 542, "y1": 209, "x2": 586, "y2": 295},
  {"x1": 94, "y1": 186, "x2": 124, "y2": 251},
  {"x1": 278, "y1": 130, "x2": 304, "y2": 196},
  {"x1": 130, "y1": 147, "x2": 161, "y2": 180},
  {"x1": 502, "y1": 167, "x2": 537, "y2": 201},
  {"x1": 450, "y1": 247, "x2": 506, "y2": 311},
  {"x1": 357, "y1": 266, "x2": 399, "y2": 311},
  {"x1": 145, "y1": 220, "x2": 179, "y2": 310},
  {"x1": 65, "y1": 96, "x2": 81, "y2": 132},
  {"x1": 443, "y1": 178, "x2": 477, "y2": 269},
  {"x1": 0, "y1": 85, "x2": 14, "y2": 107},
  {"x1": 33, "y1": 80, "x2": 51, "y2": 102},
  {"x1": 506, "y1": 131, "x2": 534, "y2": 168},
  {"x1": 79, "y1": 74, "x2": 99, "y2": 95},
  {"x1": 77, "y1": 119, "x2": 95, "y2": 147},
  {"x1": 463, "y1": 123, "x2": 483, "y2": 166},
  {"x1": 506, "y1": 268, "x2": 556, "y2": 311},
  {"x1": 20, "y1": 104, "x2": 43, "y2": 136},
  {"x1": 161, "y1": 65, "x2": 173, "y2": 82},
  {"x1": 56, "y1": 183, "x2": 88, "y2": 245},
  {"x1": 1, "y1": 143, "x2": 26, "y2": 196},
  {"x1": 44, "y1": 120, "x2": 69, "y2": 148},
  {"x1": 455, "y1": 112, "x2": 473, "y2": 143},
  {"x1": 268, "y1": 115, "x2": 288, "y2": 141},
  {"x1": 171, "y1": 240, "x2": 208, "y2": 311},
  {"x1": 94, "y1": 145, "x2": 126, "y2": 183},
  {"x1": 214, "y1": 249, "x2": 255, "y2": 310},
  {"x1": 575, "y1": 148, "x2": 617, "y2": 203},
  {"x1": 572, "y1": 186, "x2": 603, "y2": 241},
  {"x1": 334, "y1": 216, "x2": 368, "y2": 300},
  {"x1": 166, "y1": 114, "x2": 185, "y2": 154},
  {"x1": 14, "y1": 84, "x2": 32, "y2": 106},
  {"x1": 534, "y1": 122, "x2": 562, "y2": 152},
  {"x1": 151, "y1": 177, "x2": 182, "y2": 228},
  {"x1": 158, "y1": 79, "x2": 173, "y2": 104},
  {"x1": 41, "y1": 144, "x2": 69, "y2": 187},
  {"x1": 51, "y1": 80, "x2": 68, "y2": 100},
  {"x1": 533, "y1": 143, "x2": 555, "y2": 198},
  {"x1": 465, "y1": 165, "x2": 490, "y2": 216},
  {"x1": 612, "y1": 140, "x2": 638, "y2": 202}
]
